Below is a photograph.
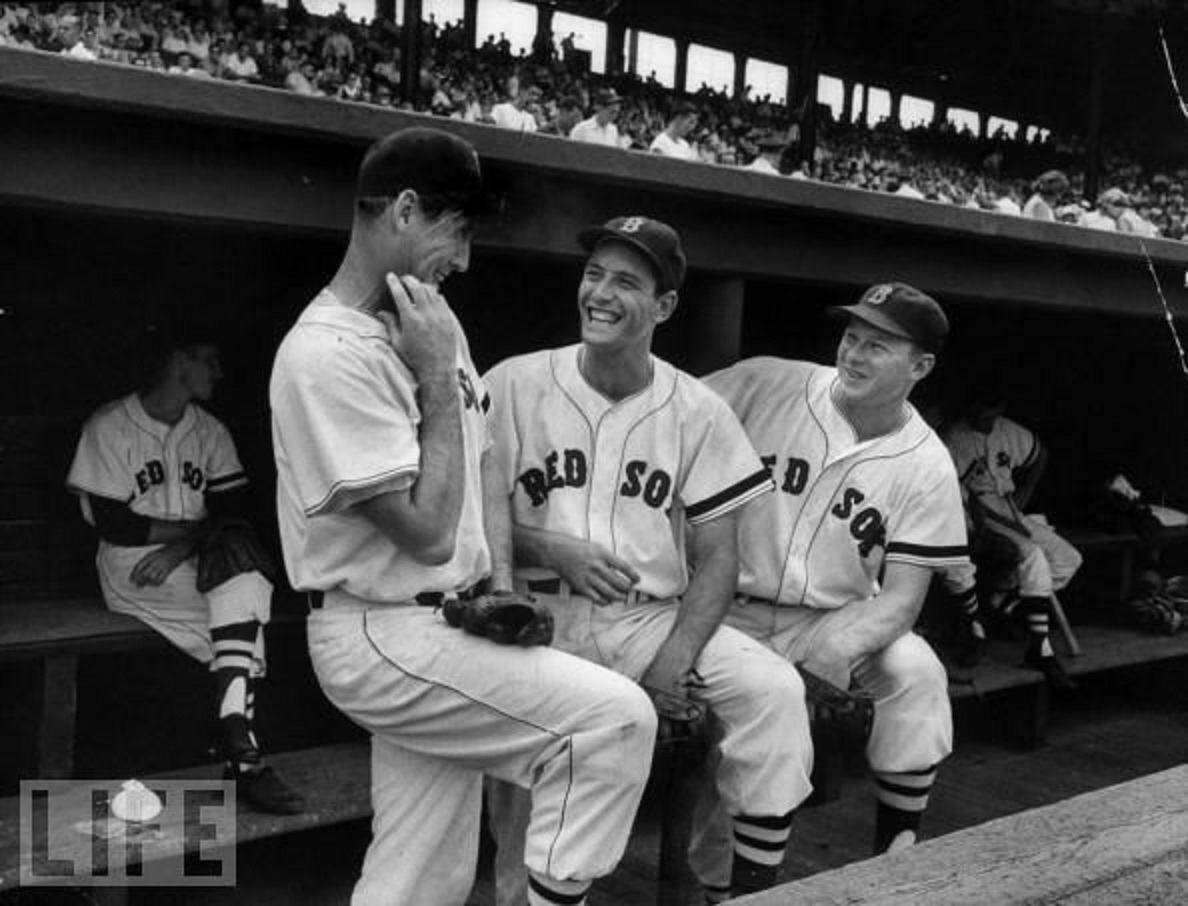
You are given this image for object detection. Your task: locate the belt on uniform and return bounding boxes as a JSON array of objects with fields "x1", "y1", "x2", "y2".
[
  {"x1": 308, "y1": 585, "x2": 482, "y2": 612},
  {"x1": 526, "y1": 577, "x2": 657, "y2": 604}
]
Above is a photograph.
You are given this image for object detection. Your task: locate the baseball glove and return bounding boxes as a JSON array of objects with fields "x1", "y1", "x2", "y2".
[
  {"x1": 196, "y1": 518, "x2": 278, "y2": 594},
  {"x1": 796, "y1": 663, "x2": 875, "y2": 753},
  {"x1": 441, "y1": 590, "x2": 554, "y2": 647}
]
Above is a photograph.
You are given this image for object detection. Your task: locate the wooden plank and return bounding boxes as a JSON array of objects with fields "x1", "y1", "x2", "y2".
[
  {"x1": 0, "y1": 741, "x2": 371, "y2": 889},
  {"x1": 37, "y1": 655, "x2": 78, "y2": 780},
  {"x1": 734, "y1": 764, "x2": 1188, "y2": 905}
]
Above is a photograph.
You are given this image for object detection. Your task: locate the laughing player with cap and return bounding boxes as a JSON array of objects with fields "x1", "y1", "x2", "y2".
[
  {"x1": 270, "y1": 129, "x2": 659, "y2": 905},
  {"x1": 698, "y1": 282, "x2": 969, "y2": 875},
  {"x1": 483, "y1": 215, "x2": 813, "y2": 904}
]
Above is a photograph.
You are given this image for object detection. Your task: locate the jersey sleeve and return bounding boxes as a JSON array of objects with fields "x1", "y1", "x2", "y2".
[
  {"x1": 274, "y1": 333, "x2": 421, "y2": 517},
  {"x1": 481, "y1": 358, "x2": 521, "y2": 492},
  {"x1": 203, "y1": 419, "x2": 248, "y2": 495},
  {"x1": 1000, "y1": 418, "x2": 1039, "y2": 470},
  {"x1": 65, "y1": 411, "x2": 134, "y2": 504},
  {"x1": 884, "y1": 455, "x2": 969, "y2": 569},
  {"x1": 678, "y1": 388, "x2": 774, "y2": 526}
]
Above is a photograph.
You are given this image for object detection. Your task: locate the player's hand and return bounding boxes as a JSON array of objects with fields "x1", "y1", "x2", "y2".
[
  {"x1": 129, "y1": 544, "x2": 190, "y2": 588},
  {"x1": 380, "y1": 273, "x2": 456, "y2": 382},
  {"x1": 550, "y1": 536, "x2": 640, "y2": 605},
  {"x1": 797, "y1": 646, "x2": 852, "y2": 692},
  {"x1": 641, "y1": 642, "x2": 706, "y2": 741}
]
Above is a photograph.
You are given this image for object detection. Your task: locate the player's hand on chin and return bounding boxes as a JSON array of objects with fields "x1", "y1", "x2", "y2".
[
  {"x1": 552, "y1": 536, "x2": 640, "y2": 605},
  {"x1": 380, "y1": 273, "x2": 456, "y2": 380}
]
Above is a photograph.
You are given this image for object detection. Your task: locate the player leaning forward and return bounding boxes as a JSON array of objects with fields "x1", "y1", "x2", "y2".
[
  {"x1": 701, "y1": 283, "x2": 969, "y2": 866},
  {"x1": 484, "y1": 216, "x2": 813, "y2": 903},
  {"x1": 269, "y1": 128, "x2": 657, "y2": 906}
]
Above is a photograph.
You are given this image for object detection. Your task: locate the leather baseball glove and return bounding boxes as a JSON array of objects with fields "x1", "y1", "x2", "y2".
[
  {"x1": 441, "y1": 590, "x2": 554, "y2": 647},
  {"x1": 796, "y1": 663, "x2": 875, "y2": 753},
  {"x1": 196, "y1": 518, "x2": 278, "y2": 594}
]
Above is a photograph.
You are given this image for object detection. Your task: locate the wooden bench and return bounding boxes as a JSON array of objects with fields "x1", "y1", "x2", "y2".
[
  {"x1": 1062, "y1": 524, "x2": 1188, "y2": 603},
  {"x1": 0, "y1": 596, "x2": 308, "y2": 781},
  {"x1": 947, "y1": 621, "x2": 1188, "y2": 749},
  {"x1": 733, "y1": 763, "x2": 1188, "y2": 904}
]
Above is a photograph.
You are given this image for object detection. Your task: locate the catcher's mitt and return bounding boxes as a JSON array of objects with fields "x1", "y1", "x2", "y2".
[
  {"x1": 196, "y1": 518, "x2": 278, "y2": 594},
  {"x1": 796, "y1": 663, "x2": 875, "y2": 753},
  {"x1": 441, "y1": 590, "x2": 554, "y2": 647}
]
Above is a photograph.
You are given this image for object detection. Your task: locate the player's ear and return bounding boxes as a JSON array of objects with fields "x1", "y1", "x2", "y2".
[
  {"x1": 910, "y1": 351, "x2": 936, "y2": 381},
  {"x1": 390, "y1": 189, "x2": 418, "y2": 231},
  {"x1": 653, "y1": 289, "x2": 678, "y2": 324}
]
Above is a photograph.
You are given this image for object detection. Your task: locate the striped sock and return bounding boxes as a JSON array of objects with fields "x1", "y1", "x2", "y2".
[
  {"x1": 731, "y1": 811, "x2": 793, "y2": 893},
  {"x1": 1019, "y1": 597, "x2": 1053, "y2": 658},
  {"x1": 527, "y1": 873, "x2": 588, "y2": 905},
  {"x1": 873, "y1": 765, "x2": 937, "y2": 854},
  {"x1": 212, "y1": 619, "x2": 260, "y2": 769}
]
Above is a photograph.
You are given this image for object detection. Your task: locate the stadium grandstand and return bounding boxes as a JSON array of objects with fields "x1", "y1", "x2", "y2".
[{"x1": 4, "y1": 1, "x2": 1188, "y2": 904}]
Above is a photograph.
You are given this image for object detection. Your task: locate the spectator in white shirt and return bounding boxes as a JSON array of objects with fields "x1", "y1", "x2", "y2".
[
  {"x1": 222, "y1": 41, "x2": 259, "y2": 82},
  {"x1": 649, "y1": 101, "x2": 700, "y2": 160},
  {"x1": 1098, "y1": 187, "x2": 1158, "y2": 236},
  {"x1": 569, "y1": 88, "x2": 622, "y2": 147},
  {"x1": 1022, "y1": 170, "x2": 1068, "y2": 222},
  {"x1": 492, "y1": 83, "x2": 540, "y2": 133}
]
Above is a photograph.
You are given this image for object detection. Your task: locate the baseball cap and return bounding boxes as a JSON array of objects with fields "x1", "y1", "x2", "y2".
[
  {"x1": 577, "y1": 216, "x2": 687, "y2": 294},
  {"x1": 829, "y1": 282, "x2": 949, "y2": 354},
  {"x1": 356, "y1": 126, "x2": 484, "y2": 214}
]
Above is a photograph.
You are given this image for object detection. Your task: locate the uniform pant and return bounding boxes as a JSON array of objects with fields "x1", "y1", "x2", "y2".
[
  {"x1": 488, "y1": 589, "x2": 813, "y2": 906},
  {"x1": 687, "y1": 598, "x2": 953, "y2": 888},
  {"x1": 983, "y1": 514, "x2": 1082, "y2": 597},
  {"x1": 97, "y1": 542, "x2": 269, "y2": 675},
  {"x1": 308, "y1": 592, "x2": 657, "y2": 906}
]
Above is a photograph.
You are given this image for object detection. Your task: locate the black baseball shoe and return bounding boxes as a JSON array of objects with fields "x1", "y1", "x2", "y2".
[
  {"x1": 1023, "y1": 649, "x2": 1077, "y2": 692},
  {"x1": 226, "y1": 764, "x2": 306, "y2": 815}
]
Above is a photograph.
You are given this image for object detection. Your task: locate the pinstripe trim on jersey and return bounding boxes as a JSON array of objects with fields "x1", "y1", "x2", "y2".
[
  {"x1": 685, "y1": 468, "x2": 774, "y2": 524},
  {"x1": 304, "y1": 464, "x2": 419, "y2": 516},
  {"x1": 207, "y1": 471, "x2": 248, "y2": 492}
]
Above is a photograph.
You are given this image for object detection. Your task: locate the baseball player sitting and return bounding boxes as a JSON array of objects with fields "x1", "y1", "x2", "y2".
[
  {"x1": 270, "y1": 128, "x2": 658, "y2": 906},
  {"x1": 943, "y1": 393, "x2": 1082, "y2": 689},
  {"x1": 702, "y1": 283, "x2": 969, "y2": 863},
  {"x1": 483, "y1": 216, "x2": 813, "y2": 903},
  {"x1": 66, "y1": 331, "x2": 304, "y2": 815}
]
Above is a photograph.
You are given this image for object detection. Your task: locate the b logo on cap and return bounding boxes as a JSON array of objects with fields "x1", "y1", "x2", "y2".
[
  {"x1": 865, "y1": 284, "x2": 894, "y2": 306},
  {"x1": 619, "y1": 216, "x2": 648, "y2": 234}
]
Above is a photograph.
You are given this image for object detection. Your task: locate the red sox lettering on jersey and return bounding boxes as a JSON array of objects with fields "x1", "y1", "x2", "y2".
[
  {"x1": 485, "y1": 345, "x2": 774, "y2": 599},
  {"x1": 68, "y1": 393, "x2": 247, "y2": 524},
  {"x1": 705, "y1": 358, "x2": 968, "y2": 608}
]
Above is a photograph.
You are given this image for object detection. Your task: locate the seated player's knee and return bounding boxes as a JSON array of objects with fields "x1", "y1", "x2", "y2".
[{"x1": 879, "y1": 634, "x2": 948, "y2": 699}]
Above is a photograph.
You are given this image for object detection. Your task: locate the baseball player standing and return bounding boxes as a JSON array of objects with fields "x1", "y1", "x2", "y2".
[
  {"x1": 702, "y1": 283, "x2": 968, "y2": 862},
  {"x1": 944, "y1": 394, "x2": 1082, "y2": 687},
  {"x1": 484, "y1": 216, "x2": 813, "y2": 903},
  {"x1": 269, "y1": 128, "x2": 657, "y2": 906},
  {"x1": 66, "y1": 332, "x2": 304, "y2": 814}
]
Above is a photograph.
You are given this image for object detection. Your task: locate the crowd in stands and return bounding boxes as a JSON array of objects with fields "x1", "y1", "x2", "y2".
[{"x1": 0, "y1": 1, "x2": 1180, "y2": 239}]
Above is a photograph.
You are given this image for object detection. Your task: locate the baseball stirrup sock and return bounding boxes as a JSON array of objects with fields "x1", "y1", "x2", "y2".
[
  {"x1": 874, "y1": 766, "x2": 936, "y2": 853},
  {"x1": 212, "y1": 620, "x2": 260, "y2": 768},
  {"x1": 731, "y1": 811, "x2": 793, "y2": 893},
  {"x1": 527, "y1": 873, "x2": 588, "y2": 905},
  {"x1": 1018, "y1": 596, "x2": 1053, "y2": 657}
]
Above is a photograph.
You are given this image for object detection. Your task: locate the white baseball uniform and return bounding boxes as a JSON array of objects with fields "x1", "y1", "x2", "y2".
[
  {"x1": 945, "y1": 416, "x2": 1082, "y2": 596},
  {"x1": 270, "y1": 293, "x2": 656, "y2": 906},
  {"x1": 66, "y1": 393, "x2": 270, "y2": 669},
  {"x1": 483, "y1": 345, "x2": 813, "y2": 905},
  {"x1": 704, "y1": 358, "x2": 967, "y2": 771}
]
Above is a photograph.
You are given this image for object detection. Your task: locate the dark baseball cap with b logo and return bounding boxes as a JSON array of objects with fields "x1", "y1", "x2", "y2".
[
  {"x1": 356, "y1": 126, "x2": 484, "y2": 214},
  {"x1": 829, "y1": 282, "x2": 949, "y2": 354},
  {"x1": 577, "y1": 215, "x2": 687, "y2": 294}
]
